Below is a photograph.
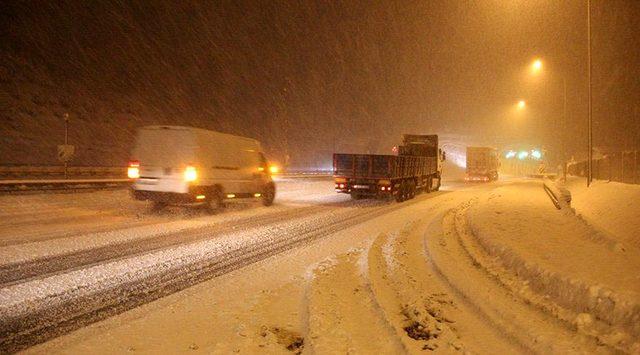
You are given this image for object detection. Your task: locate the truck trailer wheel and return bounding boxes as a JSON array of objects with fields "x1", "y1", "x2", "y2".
[
  {"x1": 261, "y1": 183, "x2": 276, "y2": 206},
  {"x1": 395, "y1": 182, "x2": 406, "y2": 202},
  {"x1": 408, "y1": 180, "x2": 416, "y2": 199},
  {"x1": 433, "y1": 174, "x2": 441, "y2": 191}
]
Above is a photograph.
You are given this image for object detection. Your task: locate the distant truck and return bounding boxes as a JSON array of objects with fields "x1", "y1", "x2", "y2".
[
  {"x1": 128, "y1": 126, "x2": 276, "y2": 210},
  {"x1": 465, "y1": 146, "x2": 499, "y2": 182},
  {"x1": 333, "y1": 134, "x2": 445, "y2": 202}
]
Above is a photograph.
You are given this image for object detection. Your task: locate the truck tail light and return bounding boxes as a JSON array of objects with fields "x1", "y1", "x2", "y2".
[
  {"x1": 128, "y1": 160, "x2": 140, "y2": 179},
  {"x1": 184, "y1": 165, "x2": 198, "y2": 182}
]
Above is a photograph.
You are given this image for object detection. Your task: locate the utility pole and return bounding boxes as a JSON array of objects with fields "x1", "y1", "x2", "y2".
[
  {"x1": 587, "y1": 0, "x2": 593, "y2": 187},
  {"x1": 562, "y1": 77, "x2": 567, "y2": 181},
  {"x1": 64, "y1": 113, "x2": 69, "y2": 179}
]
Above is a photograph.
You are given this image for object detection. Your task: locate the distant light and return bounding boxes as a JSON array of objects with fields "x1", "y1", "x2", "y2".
[
  {"x1": 226, "y1": 194, "x2": 236, "y2": 198},
  {"x1": 505, "y1": 150, "x2": 516, "y2": 159},
  {"x1": 254, "y1": 193, "x2": 261, "y2": 197},
  {"x1": 531, "y1": 59, "x2": 543, "y2": 73},
  {"x1": 518, "y1": 151, "x2": 529, "y2": 160},
  {"x1": 517, "y1": 100, "x2": 526, "y2": 110},
  {"x1": 531, "y1": 150, "x2": 542, "y2": 159},
  {"x1": 196, "y1": 195, "x2": 206, "y2": 200},
  {"x1": 269, "y1": 165, "x2": 279, "y2": 174}
]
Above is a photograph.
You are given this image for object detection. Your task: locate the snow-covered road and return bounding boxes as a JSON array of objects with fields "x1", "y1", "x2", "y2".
[
  {"x1": 0, "y1": 178, "x2": 457, "y2": 352},
  {"x1": 1, "y1": 177, "x2": 638, "y2": 353}
]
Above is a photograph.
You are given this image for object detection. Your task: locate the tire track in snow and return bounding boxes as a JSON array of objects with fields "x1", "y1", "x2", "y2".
[
  {"x1": 0, "y1": 203, "x2": 334, "y2": 287},
  {"x1": 306, "y1": 251, "x2": 403, "y2": 353},
  {"x1": 0, "y1": 191, "x2": 447, "y2": 353},
  {"x1": 422, "y1": 203, "x2": 608, "y2": 353}
]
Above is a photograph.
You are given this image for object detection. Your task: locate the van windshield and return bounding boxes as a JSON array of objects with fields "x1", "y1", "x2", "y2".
[{"x1": 132, "y1": 129, "x2": 196, "y2": 167}]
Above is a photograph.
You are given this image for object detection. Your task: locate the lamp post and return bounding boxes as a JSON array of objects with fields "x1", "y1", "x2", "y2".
[
  {"x1": 528, "y1": 58, "x2": 569, "y2": 181},
  {"x1": 64, "y1": 113, "x2": 69, "y2": 179},
  {"x1": 587, "y1": 0, "x2": 593, "y2": 187}
]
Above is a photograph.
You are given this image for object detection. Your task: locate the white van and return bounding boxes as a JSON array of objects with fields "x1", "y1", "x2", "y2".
[{"x1": 128, "y1": 126, "x2": 275, "y2": 210}]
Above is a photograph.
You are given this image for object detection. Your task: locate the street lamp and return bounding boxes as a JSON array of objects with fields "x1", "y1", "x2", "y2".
[
  {"x1": 531, "y1": 59, "x2": 543, "y2": 73},
  {"x1": 517, "y1": 100, "x2": 526, "y2": 110}
]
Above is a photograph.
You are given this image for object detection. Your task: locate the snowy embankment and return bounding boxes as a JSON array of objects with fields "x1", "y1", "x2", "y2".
[
  {"x1": 563, "y1": 177, "x2": 640, "y2": 250},
  {"x1": 464, "y1": 181, "x2": 640, "y2": 352}
]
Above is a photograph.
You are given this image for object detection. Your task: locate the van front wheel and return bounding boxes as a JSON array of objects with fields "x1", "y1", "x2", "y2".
[{"x1": 262, "y1": 183, "x2": 276, "y2": 206}]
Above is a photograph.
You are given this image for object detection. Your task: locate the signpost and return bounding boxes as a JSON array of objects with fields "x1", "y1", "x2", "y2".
[{"x1": 57, "y1": 113, "x2": 74, "y2": 178}]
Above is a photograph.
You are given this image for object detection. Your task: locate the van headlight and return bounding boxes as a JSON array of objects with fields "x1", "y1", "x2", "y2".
[{"x1": 184, "y1": 166, "x2": 197, "y2": 182}]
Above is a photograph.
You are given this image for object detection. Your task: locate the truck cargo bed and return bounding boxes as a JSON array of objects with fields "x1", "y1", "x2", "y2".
[{"x1": 333, "y1": 153, "x2": 436, "y2": 179}]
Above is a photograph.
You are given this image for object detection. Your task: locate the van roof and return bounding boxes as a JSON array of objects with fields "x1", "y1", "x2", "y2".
[{"x1": 140, "y1": 125, "x2": 259, "y2": 145}]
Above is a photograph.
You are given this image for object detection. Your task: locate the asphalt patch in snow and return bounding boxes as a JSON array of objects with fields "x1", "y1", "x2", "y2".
[{"x1": 265, "y1": 327, "x2": 304, "y2": 354}]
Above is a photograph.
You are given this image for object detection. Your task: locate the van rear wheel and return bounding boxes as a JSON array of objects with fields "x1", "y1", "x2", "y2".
[
  {"x1": 262, "y1": 183, "x2": 276, "y2": 206},
  {"x1": 151, "y1": 201, "x2": 168, "y2": 211},
  {"x1": 204, "y1": 187, "x2": 224, "y2": 213}
]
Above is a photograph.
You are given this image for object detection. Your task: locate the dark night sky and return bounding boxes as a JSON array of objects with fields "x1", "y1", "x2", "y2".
[{"x1": 1, "y1": 0, "x2": 638, "y2": 166}]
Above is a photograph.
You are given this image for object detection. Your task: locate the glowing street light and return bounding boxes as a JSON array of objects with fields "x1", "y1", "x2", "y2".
[
  {"x1": 517, "y1": 100, "x2": 526, "y2": 110},
  {"x1": 531, "y1": 149, "x2": 542, "y2": 160},
  {"x1": 517, "y1": 151, "x2": 529, "y2": 160},
  {"x1": 531, "y1": 59, "x2": 543, "y2": 74}
]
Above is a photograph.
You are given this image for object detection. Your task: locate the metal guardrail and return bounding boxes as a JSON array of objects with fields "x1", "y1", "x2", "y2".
[
  {"x1": 0, "y1": 166, "x2": 129, "y2": 193},
  {"x1": 542, "y1": 178, "x2": 571, "y2": 210},
  {"x1": 0, "y1": 166, "x2": 334, "y2": 179},
  {"x1": 0, "y1": 178, "x2": 131, "y2": 193},
  {"x1": 0, "y1": 165, "x2": 331, "y2": 193},
  {"x1": 0, "y1": 166, "x2": 126, "y2": 179}
]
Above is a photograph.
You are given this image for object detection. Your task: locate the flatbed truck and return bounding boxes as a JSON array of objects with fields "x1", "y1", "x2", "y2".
[{"x1": 333, "y1": 134, "x2": 445, "y2": 202}]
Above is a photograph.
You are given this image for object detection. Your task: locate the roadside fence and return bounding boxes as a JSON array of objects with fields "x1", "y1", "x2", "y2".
[{"x1": 567, "y1": 151, "x2": 640, "y2": 185}]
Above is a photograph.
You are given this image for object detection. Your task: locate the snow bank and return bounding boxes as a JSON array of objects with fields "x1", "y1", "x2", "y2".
[
  {"x1": 564, "y1": 177, "x2": 640, "y2": 250},
  {"x1": 465, "y1": 182, "x2": 640, "y2": 352}
]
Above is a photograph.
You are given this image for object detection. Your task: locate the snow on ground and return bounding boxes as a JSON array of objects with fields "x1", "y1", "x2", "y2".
[
  {"x1": 564, "y1": 177, "x2": 640, "y2": 250},
  {"x1": 0, "y1": 205, "x2": 367, "y2": 321},
  {"x1": 26, "y1": 183, "x2": 498, "y2": 354},
  {"x1": 0, "y1": 178, "x2": 346, "y2": 265},
  {"x1": 466, "y1": 180, "x2": 640, "y2": 352},
  {"x1": 10, "y1": 178, "x2": 638, "y2": 354}
]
